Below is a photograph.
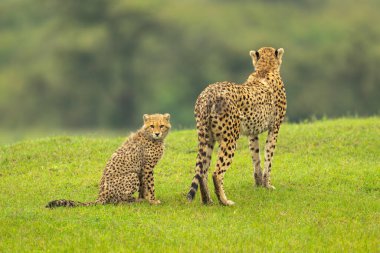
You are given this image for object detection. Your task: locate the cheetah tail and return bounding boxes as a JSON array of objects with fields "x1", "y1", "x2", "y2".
[
  {"x1": 187, "y1": 174, "x2": 201, "y2": 201},
  {"x1": 45, "y1": 199, "x2": 99, "y2": 208}
]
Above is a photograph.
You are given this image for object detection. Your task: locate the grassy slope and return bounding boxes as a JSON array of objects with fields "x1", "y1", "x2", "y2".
[{"x1": 0, "y1": 118, "x2": 379, "y2": 252}]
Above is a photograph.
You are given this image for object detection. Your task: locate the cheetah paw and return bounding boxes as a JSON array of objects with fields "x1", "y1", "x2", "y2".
[
  {"x1": 264, "y1": 185, "x2": 276, "y2": 190},
  {"x1": 221, "y1": 200, "x2": 235, "y2": 206},
  {"x1": 149, "y1": 200, "x2": 161, "y2": 205},
  {"x1": 204, "y1": 199, "x2": 214, "y2": 205}
]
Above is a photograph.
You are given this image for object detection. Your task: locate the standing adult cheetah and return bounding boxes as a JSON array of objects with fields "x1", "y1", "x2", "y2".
[
  {"x1": 47, "y1": 113, "x2": 171, "y2": 208},
  {"x1": 187, "y1": 47, "x2": 287, "y2": 206}
]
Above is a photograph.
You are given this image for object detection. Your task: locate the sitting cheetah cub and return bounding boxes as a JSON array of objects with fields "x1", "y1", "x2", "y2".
[{"x1": 46, "y1": 113, "x2": 171, "y2": 208}]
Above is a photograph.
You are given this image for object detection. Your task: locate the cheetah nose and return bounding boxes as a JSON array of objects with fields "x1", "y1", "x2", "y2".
[{"x1": 155, "y1": 133, "x2": 160, "y2": 137}]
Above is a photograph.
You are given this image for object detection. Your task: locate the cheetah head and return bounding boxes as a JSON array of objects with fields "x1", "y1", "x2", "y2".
[
  {"x1": 249, "y1": 47, "x2": 284, "y2": 72},
  {"x1": 143, "y1": 113, "x2": 171, "y2": 141}
]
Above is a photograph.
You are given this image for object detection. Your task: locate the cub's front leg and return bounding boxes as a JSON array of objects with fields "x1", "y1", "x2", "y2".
[
  {"x1": 142, "y1": 163, "x2": 161, "y2": 205},
  {"x1": 137, "y1": 171, "x2": 145, "y2": 202}
]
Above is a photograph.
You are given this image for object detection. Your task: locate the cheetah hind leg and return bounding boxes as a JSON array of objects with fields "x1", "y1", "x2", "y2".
[
  {"x1": 199, "y1": 140, "x2": 215, "y2": 205},
  {"x1": 212, "y1": 140, "x2": 237, "y2": 206},
  {"x1": 114, "y1": 174, "x2": 141, "y2": 204},
  {"x1": 213, "y1": 173, "x2": 235, "y2": 206},
  {"x1": 199, "y1": 175, "x2": 213, "y2": 205},
  {"x1": 115, "y1": 196, "x2": 138, "y2": 205}
]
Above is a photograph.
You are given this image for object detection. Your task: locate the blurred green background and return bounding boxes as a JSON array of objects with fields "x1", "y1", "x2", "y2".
[{"x1": 1, "y1": 0, "x2": 379, "y2": 135}]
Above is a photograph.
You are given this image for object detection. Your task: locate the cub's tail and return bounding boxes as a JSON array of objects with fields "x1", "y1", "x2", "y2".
[{"x1": 46, "y1": 199, "x2": 99, "y2": 208}]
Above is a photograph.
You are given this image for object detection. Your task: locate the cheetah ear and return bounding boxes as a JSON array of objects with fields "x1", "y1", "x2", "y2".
[
  {"x1": 249, "y1": 50, "x2": 259, "y2": 66},
  {"x1": 163, "y1": 113, "x2": 170, "y2": 121},
  {"x1": 143, "y1": 114, "x2": 149, "y2": 122},
  {"x1": 276, "y1": 48, "x2": 284, "y2": 60}
]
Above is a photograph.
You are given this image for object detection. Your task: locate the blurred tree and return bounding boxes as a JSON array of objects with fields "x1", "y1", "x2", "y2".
[{"x1": 0, "y1": 0, "x2": 378, "y2": 130}]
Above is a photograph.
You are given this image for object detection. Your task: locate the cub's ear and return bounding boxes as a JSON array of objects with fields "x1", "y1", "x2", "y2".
[
  {"x1": 143, "y1": 114, "x2": 149, "y2": 121},
  {"x1": 249, "y1": 50, "x2": 259, "y2": 66},
  {"x1": 276, "y1": 48, "x2": 284, "y2": 60},
  {"x1": 163, "y1": 113, "x2": 170, "y2": 121}
]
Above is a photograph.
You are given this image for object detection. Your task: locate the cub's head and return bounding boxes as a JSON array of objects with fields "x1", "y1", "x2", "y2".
[
  {"x1": 142, "y1": 113, "x2": 171, "y2": 141},
  {"x1": 249, "y1": 47, "x2": 284, "y2": 72}
]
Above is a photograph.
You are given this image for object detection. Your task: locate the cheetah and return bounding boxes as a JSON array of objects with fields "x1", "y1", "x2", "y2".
[
  {"x1": 46, "y1": 113, "x2": 171, "y2": 208},
  {"x1": 186, "y1": 47, "x2": 287, "y2": 206}
]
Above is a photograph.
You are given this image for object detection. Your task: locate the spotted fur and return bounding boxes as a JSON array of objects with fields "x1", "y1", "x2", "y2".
[
  {"x1": 46, "y1": 113, "x2": 171, "y2": 208},
  {"x1": 187, "y1": 47, "x2": 287, "y2": 206}
]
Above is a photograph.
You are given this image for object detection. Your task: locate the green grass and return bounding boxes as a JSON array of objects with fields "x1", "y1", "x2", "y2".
[{"x1": 0, "y1": 118, "x2": 379, "y2": 252}]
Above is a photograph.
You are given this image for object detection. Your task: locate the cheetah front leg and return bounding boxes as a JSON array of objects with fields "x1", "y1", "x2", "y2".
[
  {"x1": 137, "y1": 171, "x2": 145, "y2": 202},
  {"x1": 142, "y1": 164, "x2": 161, "y2": 205},
  {"x1": 249, "y1": 136, "x2": 263, "y2": 186},
  {"x1": 263, "y1": 130, "x2": 279, "y2": 189}
]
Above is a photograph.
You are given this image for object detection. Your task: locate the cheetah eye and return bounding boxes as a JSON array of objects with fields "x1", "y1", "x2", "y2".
[
  {"x1": 160, "y1": 125, "x2": 164, "y2": 129},
  {"x1": 255, "y1": 51, "x2": 260, "y2": 60},
  {"x1": 150, "y1": 125, "x2": 154, "y2": 129}
]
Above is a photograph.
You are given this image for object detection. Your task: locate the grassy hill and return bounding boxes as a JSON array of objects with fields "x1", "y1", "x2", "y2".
[{"x1": 0, "y1": 118, "x2": 379, "y2": 252}]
